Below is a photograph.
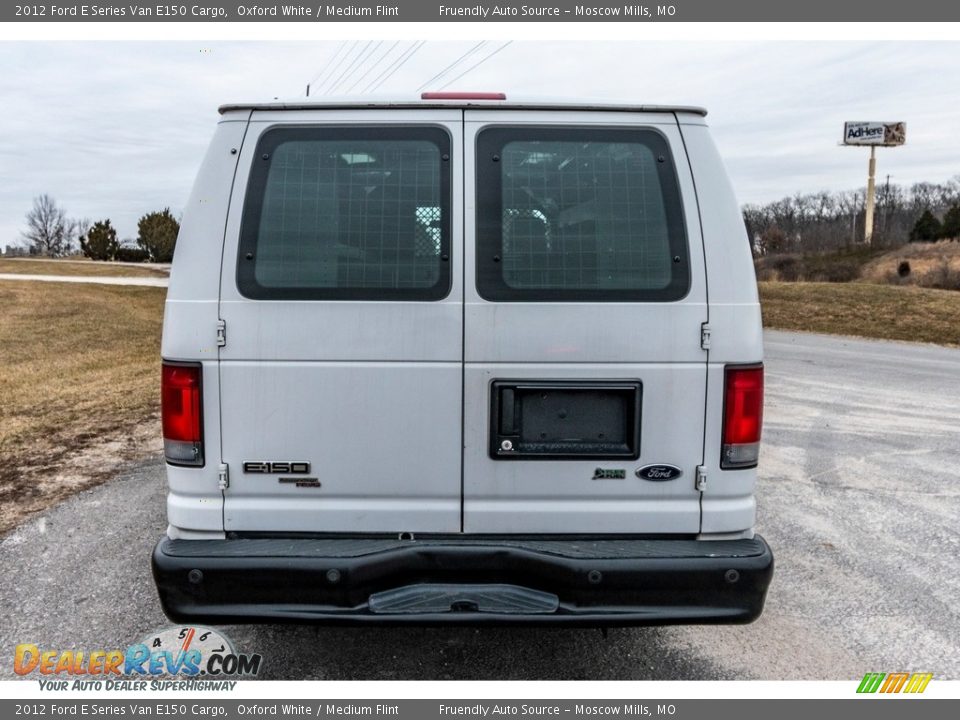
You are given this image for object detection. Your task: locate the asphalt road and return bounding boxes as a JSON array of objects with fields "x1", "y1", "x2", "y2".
[{"x1": 1, "y1": 330, "x2": 958, "y2": 680}]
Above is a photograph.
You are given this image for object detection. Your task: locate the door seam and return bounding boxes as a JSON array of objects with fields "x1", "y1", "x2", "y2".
[
  {"x1": 459, "y1": 110, "x2": 467, "y2": 533},
  {"x1": 217, "y1": 110, "x2": 253, "y2": 532},
  {"x1": 674, "y1": 112, "x2": 711, "y2": 534}
]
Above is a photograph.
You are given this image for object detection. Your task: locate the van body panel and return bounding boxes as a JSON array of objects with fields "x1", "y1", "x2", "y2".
[
  {"x1": 217, "y1": 110, "x2": 464, "y2": 533},
  {"x1": 219, "y1": 361, "x2": 462, "y2": 533},
  {"x1": 707, "y1": 304, "x2": 764, "y2": 363},
  {"x1": 223, "y1": 496, "x2": 462, "y2": 534},
  {"x1": 462, "y1": 303, "x2": 707, "y2": 364},
  {"x1": 700, "y1": 493, "x2": 757, "y2": 534},
  {"x1": 161, "y1": 119, "x2": 249, "y2": 534},
  {"x1": 215, "y1": 301, "x2": 462, "y2": 362},
  {"x1": 677, "y1": 123, "x2": 763, "y2": 532},
  {"x1": 677, "y1": 124, "x2": 761, "y2": 310},
  {"x1": 462, "y1": 362, "x2": 707, "y2": 533},
  {"x1": 461, "y1": 111, "x2": 708, "y2": 533},
  {"x1": 162, "y1": 116, "x2": 249, "y2": 361},
  {"x1": 161, "y1": 301, "x2": 221, "y2": 361},
  {"x1": 164, "y1": 117, "x2": 250, "y2": 313},
  {"x1": 166, "y1": 475, "x2": 223, "y2": 534}
]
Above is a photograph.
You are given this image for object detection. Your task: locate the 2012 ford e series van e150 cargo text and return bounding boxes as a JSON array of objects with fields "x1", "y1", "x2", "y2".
[{"x1": 152, "y1": 93, "x2": 773, "y2": 625}]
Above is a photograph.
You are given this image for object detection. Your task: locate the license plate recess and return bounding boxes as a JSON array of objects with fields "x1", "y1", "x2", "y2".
[{"x1": 490, "y1": 381, "x2": 641, "y2": 460}]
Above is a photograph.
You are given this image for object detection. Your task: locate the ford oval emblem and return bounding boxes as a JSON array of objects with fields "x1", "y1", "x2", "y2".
[{"x1": 636, "y1": 464, "x2": 683, "y2": 482}]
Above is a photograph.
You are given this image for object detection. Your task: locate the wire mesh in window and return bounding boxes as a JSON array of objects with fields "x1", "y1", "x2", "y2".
[
  {"x1": 499, "y1": 140, "x2": 673, "y2": 291},
  {"x1": 253, "y1": 139, "x2": 443, "y2": 290}
]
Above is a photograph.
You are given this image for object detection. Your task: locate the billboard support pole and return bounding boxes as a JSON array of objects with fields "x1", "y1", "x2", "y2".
[
  {"x1": 864, "y1": 145, "x2": 877, "y2": 244},
  {"x1": 843, "y1": 121, "x2": 905, "y2": 245}
]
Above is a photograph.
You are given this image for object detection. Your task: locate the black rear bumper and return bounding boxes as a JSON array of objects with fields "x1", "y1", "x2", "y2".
[{"x1": 152, "y1": 534, "x2": 774, "y2": 626}]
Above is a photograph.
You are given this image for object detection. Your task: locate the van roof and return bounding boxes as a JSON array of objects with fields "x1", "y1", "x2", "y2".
[{"x1": 218, "y1": 95, "x2": 708, "y2": 117}]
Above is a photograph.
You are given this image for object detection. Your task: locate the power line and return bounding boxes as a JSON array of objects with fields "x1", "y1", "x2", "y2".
[
  {"x1": 360, "y1": 44, "x2": 407, "y2": 94},
  {"x1": 314, "y1": 41, "x2": 359, "y2": 94},
  {"x1": 324, "y1": 40, "x2": 375, "y2": 95},
  {"x1": 361, "y1": 42, "x2": 413, "y2": 93},
  {"x1": 343, "y1": 40, "x2": 402, "y2": 94},
  {"x1": 365, "y1": 41, "x2": 427, "y2": 94},
  {"x1": 329, "y1": 40, "x2": 382, "y2": 95},
  {"x1": 326, "y1": 40, "x2": 380, "y2": 95},
  {"x1": 364, "y1": 41, "x2": 425, "y2": 93},
  {"x1": 416, "y1": 41, "x2": 487, "y2": 92},
  {"x1": 314, "y1": 40, "x2": 357, "y2": 94},
  {"x1": 306, "y1": 42, "x2": 347, "y2": 96},
  {"x1": 437, "y1": 41, "x2": 513, "y2": 91},
  {"x1": 308, "y1": 42, "x2": 346, "y2": 89}
]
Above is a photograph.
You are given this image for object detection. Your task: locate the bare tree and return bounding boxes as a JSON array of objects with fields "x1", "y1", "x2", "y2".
[
  {"x1": 21, "y1": 194, "x2": 76, "y2": 257},
  {"x1": 74, "y1": 217, "x2": 91, "y2": 239}
]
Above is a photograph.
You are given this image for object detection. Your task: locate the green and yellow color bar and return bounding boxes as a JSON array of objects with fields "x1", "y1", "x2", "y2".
[{"x1": 857, "y1": 672, "x2": 933, "y2": 694}]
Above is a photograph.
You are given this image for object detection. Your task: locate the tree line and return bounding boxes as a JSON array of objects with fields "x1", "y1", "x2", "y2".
[
  {"x1": 18, "y1": 178, "x2": 960, "y2": 264},
  {"x1": 18, "y1": 194, "x2": 180, "y2": 263},
  {"x1": 743, "y1": 176, "x2": 960, "y2": 255}
]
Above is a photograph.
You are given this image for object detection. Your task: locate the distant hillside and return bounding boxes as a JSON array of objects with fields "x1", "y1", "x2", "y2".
[
  {"x1": 754, "y1": 240, "x2": 960, "y2": 291},
  {"x1": 860, "y1": 240, "x2": 960, "y2": 291}
]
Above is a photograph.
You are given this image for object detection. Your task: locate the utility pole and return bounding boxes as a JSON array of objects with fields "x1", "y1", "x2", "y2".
[{"x1": 881, "y1": 174, "x2": 891, "y2": 235}]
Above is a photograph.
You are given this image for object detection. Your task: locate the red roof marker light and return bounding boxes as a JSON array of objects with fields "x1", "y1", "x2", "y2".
[{"x1": 421, "y1": 92, "x2": 507, "y2": 100}]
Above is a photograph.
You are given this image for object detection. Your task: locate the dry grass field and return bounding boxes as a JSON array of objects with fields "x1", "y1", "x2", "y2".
[
  {"x1": 759, "y1": 281, "x2": 960, "y2": 346},
  {"x1": 0, "y1": 281, "x2": 165, "y2": 533},
  {"x1": 0, "y1": 257, "x2": 168, "y2": 278}
]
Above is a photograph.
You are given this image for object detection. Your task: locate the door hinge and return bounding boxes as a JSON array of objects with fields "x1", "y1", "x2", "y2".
[
  {"x1": 218, "y1": 463, "x2": 229, "y2": 490},
  {"x1": 695, "y1": 466, "x2": 707, "y2": 492},
  {"x1": 700, "y1": 323, "x2": 711, "y2": 350},
  {"x1": 216, "y1": 319, "x2": 226, "y2": 347}
]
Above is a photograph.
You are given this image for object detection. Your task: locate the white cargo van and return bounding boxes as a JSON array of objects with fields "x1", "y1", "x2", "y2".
[{"x1": 152, "y1": 93, "x2": 773, "y2": 624}]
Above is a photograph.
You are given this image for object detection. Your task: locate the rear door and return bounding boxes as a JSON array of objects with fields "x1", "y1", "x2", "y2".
[
  {"x1": 462, "y1": 110, "x2": 709, "y2": 533},
  {"x1": 218, "y1": 109, "x2": 463, "y2": 533}
]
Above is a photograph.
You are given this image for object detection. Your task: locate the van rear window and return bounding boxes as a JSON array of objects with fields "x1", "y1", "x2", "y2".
[
  {"x1": 238, "y1": 126, "x2": 451, "y2": 300},
  {"x1": 475, "y1": 127, "x2": 689, "y2": 302}
]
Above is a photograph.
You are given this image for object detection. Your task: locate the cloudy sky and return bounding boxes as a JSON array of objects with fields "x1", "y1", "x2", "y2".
[{"x1": 1, "y1": 40, "x2": 958, "y2": 244}]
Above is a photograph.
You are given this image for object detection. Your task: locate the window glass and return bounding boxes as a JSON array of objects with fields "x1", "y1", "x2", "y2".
[
  {"x1": 476, "y1": 127, "x2": 689, "y2": 301},
  {"x1": 238, "y1": 127, "x2": 450, "y2": 300}
]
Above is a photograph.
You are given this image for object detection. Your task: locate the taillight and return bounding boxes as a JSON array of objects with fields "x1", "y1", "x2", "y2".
[
  {"x1": 721, "y1": 364, "x2": 764, "y2": 469},
  {"x1": 162, "y1": 361, "x2": 204, "y2": 466}
]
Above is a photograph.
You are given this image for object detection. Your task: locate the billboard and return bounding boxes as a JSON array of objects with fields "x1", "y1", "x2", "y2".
[{"x1": 843, "y1": 121, "x2": 907, "y2": 146}]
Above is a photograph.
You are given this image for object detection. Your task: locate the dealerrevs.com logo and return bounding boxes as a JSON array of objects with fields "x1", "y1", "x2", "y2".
[{"x1": 15, "y1": 626, "x2": 261, "y2": 690}]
